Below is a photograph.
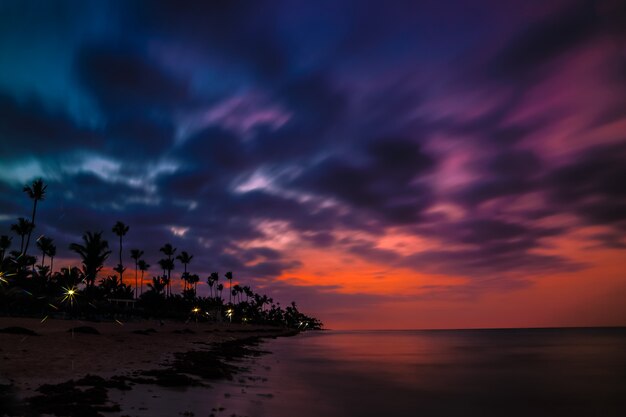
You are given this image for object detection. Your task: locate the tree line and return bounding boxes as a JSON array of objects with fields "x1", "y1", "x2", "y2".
[{"x1": 0, "y1": 179, "x2": 322, "y2": 329}]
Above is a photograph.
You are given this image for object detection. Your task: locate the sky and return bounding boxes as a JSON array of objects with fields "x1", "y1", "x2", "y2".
[{"x1": 0, "y1": 0, "x2": 625, "y2": 329}]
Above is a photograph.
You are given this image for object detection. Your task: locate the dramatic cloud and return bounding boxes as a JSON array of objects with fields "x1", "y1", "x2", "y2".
[{"x1": 1, "y1": 0, "x2": 624, "y2": 328}]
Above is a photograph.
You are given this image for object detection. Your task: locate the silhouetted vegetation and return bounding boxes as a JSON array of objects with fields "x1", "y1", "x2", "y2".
[{"x1": 0, "y1": 179, "x2": 322, "y2": 330}]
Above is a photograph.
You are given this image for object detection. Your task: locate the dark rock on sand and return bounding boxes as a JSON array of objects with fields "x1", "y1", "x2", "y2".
[
  {"x1": 172, "y1": 328, "x2": 196, "y2": 334},
  {"x1": 0, "y1": 326, "x2": 39, "y2": 336},
  {"x1": 68, "y1": 326, "x2": 101, "y2": 335},
  {"x1": 132, "y1": 328, "x2": 157, "y2": 336}
]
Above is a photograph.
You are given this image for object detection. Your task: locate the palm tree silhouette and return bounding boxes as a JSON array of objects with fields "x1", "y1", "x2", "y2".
[
  {"x1": 188, "y1": 273, "x2": 199, "y2": 294},
  {"x1": 11, "y1": 218, "x2": 33, "y2": 254},
  {"x1": 22, "y1": 178, "x2": 47, "y2": 256},
  {"x1": 36, "y1": 236, "x2": 54, "y2": 272},
  {"x1": 217, "y1": 283, "x2": 224, "y2": 301},
  {"x1": 69, "y1": 231, "x2": 111, "y2": 289},
  {"x1": 112, "y1": 221, "x2": 129, "y2": 284},
  {"x1": 130, "y1": 249, "x2": 144, "y2": 298},
  {"x1": 225, "y1": 271, "x2": 233, "y2": 304},
  {"x1": 157, "y1": 258, "x2": 174, "y2": 297},
  {"x1": 159, "y1": 244, "x2": 176, "y2": 297},
  {"x1": 147, "y1": 276, "x2": 167, "y2": 296},
  {"x1": 243, "y1": 285, "x2": 253, "y2": 303},
  {"x1": 57, "y1": 266, "x2": 81, "y2": 288},
  {"x1": 176, "y1": 251, "x2": 193, "y2": 291},
  {"x1": 207, "y1": 272, "x2": 218, "y2": 298},
  {"x1": 0, "y1": 235, "x2": 12, "y2": 264},
  {"x1": 137, "y1": 259, "x2": 150, "y2": 295},
  {"x1": 47, "y1": 242, "x2": 57, "y2": 275},
  {"x1": 206, "y1": 276, "x2": 213, "y2": 297},
  {"x1": 233, "y1": 284, "x2": 242, "y2": 304},
  {"x1": 211, "y1": 272, "x2": 219, "y2": 296}
]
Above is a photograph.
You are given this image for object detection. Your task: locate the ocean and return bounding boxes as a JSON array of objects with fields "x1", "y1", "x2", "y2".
[{"x1": 109, "y1": 328, "x2": 626, "y2": 416}]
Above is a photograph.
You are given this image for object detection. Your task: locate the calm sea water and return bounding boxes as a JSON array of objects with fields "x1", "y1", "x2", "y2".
[{"x1": 111, "y1": 328, "x2": 626, "y2": 417}]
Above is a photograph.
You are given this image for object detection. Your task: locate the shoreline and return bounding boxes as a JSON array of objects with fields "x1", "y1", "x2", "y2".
[{"x1": 0, "y1": 317, "x2": 298, "y2": 416}]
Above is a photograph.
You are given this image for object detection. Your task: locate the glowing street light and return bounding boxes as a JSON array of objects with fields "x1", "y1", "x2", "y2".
[{"x1": 61, "y1": 286, "x2": 78, "y2": 307}]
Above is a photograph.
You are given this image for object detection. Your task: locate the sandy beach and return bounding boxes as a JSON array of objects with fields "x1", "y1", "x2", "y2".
[{"x1": 0, "y1": 317, "x2": 297, "y2": 415}]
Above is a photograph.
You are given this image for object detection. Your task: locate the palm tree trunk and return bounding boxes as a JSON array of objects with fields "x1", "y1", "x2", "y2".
[
  {"x1": 23, "y1": 200, "x2": 37, "y2": 256},
  {"x1": 140, "y1": 270, "x2": 144, "y2": 295},
  {"x1": 119, "y1": 236, "x2": 123, "y2": 284},
  {"x1": 134, "y1": 261, "x2": 138, "y2": 299},
  {"x1": 50, "y1": 256, "x2": 54, "y2": 275},
  {"x1": 41, "y1": 251, "x2": 46, "y2": 270}
]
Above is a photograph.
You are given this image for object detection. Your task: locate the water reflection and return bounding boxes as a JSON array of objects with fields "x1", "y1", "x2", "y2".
[
  {"x1": 251, "y1": 329, "x2": 626, "y2": 417},
  {"x1": 108, "y1": 328, "x2": 626, "y2": 417}
]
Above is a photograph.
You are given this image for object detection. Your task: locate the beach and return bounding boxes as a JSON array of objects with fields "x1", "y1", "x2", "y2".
[
  {"x1": 2, "y1": 321, "x2": 626, "y2": 417},
  {"x1": 0, "y1": 317, "x2": 296, "y2": 416}
]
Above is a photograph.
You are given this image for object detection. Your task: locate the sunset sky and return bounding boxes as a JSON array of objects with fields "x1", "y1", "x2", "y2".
[{"x1": 1, "y1": 0, "x2": 624, "y2": 329}]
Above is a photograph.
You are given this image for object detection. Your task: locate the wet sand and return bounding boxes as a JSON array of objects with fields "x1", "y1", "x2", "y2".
[{"x1": 0, "y1": 317, "x2": 296, "y2": 415}]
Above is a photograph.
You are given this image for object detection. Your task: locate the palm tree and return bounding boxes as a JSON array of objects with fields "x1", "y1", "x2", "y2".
[
  {"x1": 11, "y1": 217, "x2": 33, "y2": 254},
  {"x1": 36, "y1": 236, "x2": 54, "y2": 271},
  {"x1": 137, "y1": 259, "x2": 149, "y2": 295},
  {"x1": 47, "y1": 243, "x2": 57, "y2": 274},
  {"x1": 217, "y1": 283, "x2": 224, "y2": 301},
  {"x1": 22, "y1": 178, "x2": 47, "y2": 256},
  {"x1": 157, "y1": 257, "x2": 174, "y2": 297},
  {"x1": 207, "y1": 272, "x2": 218, "y2": 298},
  {"x1": 225, "y1": 271, "x2": 233, "y2": 304},
  {"x1": 55, "y1": 266, "x2": 81, "y2": 288},
  {"x1": 159, "y1": 243, "x2": 176, "y2": 296},
  {"x1": 243, "y1": 285, "x2": 253, "y2": 303},
  {"x1": 211, "y1": 272, "x2": 219, "y2": 297},
  {"x1": 233, "y1": 284, "x2": 242, "y2": 304},
  {"x1": 130, "y1": 249, "x2": 144, "y2": 298},
  {"x1": 188, "y1": 273, "x2": 200, "y2": 295},
  {"x1": 69, "y1": 231, "x2": 111, "y2": 289},
  {"x1": 176, "y1": 251, "x2": 193, "y2": 290},
  {"x1": 0, "y1": 235, "x2": 11, "y2": 264},
  {"x1": 147, "y1": 276, "x2": 167, "y2": 296},
  {"x1": 112, "y1": 221, "x2": 129, "y2": 284},
  {"x1": 207, "y1": 276, "x2": 213, "y2": 297}
]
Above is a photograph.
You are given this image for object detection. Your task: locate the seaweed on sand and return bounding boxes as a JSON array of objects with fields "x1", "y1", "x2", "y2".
[{"x1": 26, "y1": 375, "x2": 130, "y2": 417}]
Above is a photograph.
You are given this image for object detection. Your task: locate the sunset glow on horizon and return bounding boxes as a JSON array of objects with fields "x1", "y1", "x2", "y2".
[{"x1": 1, "y1": 0, "x2": 625, "y2": 329}]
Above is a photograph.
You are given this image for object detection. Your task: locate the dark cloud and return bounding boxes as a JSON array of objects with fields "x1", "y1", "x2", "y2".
[
  {"x1": 301, "y1": 231, "x2": 336, "y2": 247},
  {"x1": 292, "y1": 137, "x2": 435, "y2": 224},
  {"x1": 487, "y1": 1, "x2": 598, "y2": 79},
  {"x1": 0, "y1": 92, "x2": 101, "y2": 157},
  {"x1": 403, "y1": 244, "x2": 581, "y2": 280},
  {"x1": 547, "y1": 141, "x2": 626, "y2": 227},
  {"x1": 0, "y1": 0, "x2": 624, "y2": 315},
  {"x1": 75, "y1": 43, "x2": 191, "y2": 117},
  {"x1": 456, "y1": 149, "x2": 543, "y2": 207},
  {"x1": 248, "y1": 73, "x2": 349, "y2": 163},
  {"x1": 105, "y1": 117, "x2": 174, "y2": 156},
  {"x1": 132, "y1": 0, "x2": 289, "y2": 81}
]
